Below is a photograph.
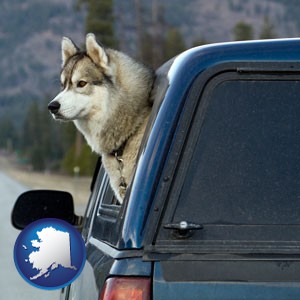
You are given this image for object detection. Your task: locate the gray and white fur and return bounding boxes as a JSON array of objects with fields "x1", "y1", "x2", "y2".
[{"x1": 48, "y1": 33, "x2": 154, "y2": 203}]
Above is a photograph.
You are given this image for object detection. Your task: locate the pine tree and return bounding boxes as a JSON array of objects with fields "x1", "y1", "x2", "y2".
[
  {"x1": 0, "y1": 118, "x2": 18, "y2": 151},
  {"x1": 20, "y1": 99, "x2": 66, "y2": 171},
  {"x1": 21, "y1": 101, "x2": 45, "y2": 170},
  {"x1": 192, "y1": 38, "x2": 208, "y2": 47},
  {"x1": 61, "y1": 143, "x2": 98, "y2": 176},
  {"x1": 164, "y1": 28, "x2": 186, "y2": 61},
  {"x1": 21, "y1": 102, "x2": 40, "y2": 151},
  {"x1": 78, "y1": 0, "x2": 117, "y2": 48},
  {"x1": 259, "y1": 16, "x2": 277, "y2": 39},
  {"x1": 233, "y1": 21, "x2": 254, "y2": 41},
  {"x1": 151, "y1": 0, "x2": 166, "y2": 67}
]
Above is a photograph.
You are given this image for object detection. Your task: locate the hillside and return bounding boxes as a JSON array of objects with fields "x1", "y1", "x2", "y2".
[
  {"x1": 1, "y1": 0, "x2": 300, "y2": 127},
  {"x1": 0, "y1": 0, "x2": 85, "y2": 124},
  {"x1": 180, "y1": 0, "x2": 299, "y2": 44},
  {"x1": 115, "y1": 0, "x2": 300, "y2": 55}
]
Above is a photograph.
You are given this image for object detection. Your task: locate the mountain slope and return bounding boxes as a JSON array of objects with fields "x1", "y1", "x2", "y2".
[
  {"x1": 1, "y1": 0, "x2": 300, "y2": 126},
  {"x1": 0, "y1": 0, "x2": 84, "y2": 124}
]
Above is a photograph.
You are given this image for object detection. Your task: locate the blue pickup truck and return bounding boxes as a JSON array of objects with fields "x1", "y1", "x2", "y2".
[{"x1": 12, "y1": 39, "x2": 300, "y2": 299}]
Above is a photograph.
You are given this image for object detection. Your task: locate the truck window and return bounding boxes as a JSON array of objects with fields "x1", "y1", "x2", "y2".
[{"x1": 158, "y1": 73, "x2": 300, "y2": 250}]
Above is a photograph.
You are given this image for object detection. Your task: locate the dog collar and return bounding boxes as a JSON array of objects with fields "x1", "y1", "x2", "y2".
[{"x1": 110, "y1": 139, "x2": 127, "y2": 157}]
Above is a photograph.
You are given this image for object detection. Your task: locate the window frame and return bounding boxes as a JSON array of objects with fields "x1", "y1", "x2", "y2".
[
  {"x1": 145, "y1": 62, "x2": 300, "y2": 256},
  {"x1": 87, "y1": 166, "x2": 123, "y2": 245},
  {"x1": 85, "y1": 65, "x2": 174, "y2": 248}
]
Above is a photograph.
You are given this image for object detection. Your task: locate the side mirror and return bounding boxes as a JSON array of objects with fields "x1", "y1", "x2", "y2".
[{"x1": 11, "y1": 190, "x2": 82, "y2": 230}]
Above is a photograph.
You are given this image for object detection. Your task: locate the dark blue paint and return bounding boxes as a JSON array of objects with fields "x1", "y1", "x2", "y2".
[
  {"x1": 121, "y1": 39, "x2": 300, "y2": 248},
  {"x1": 110, "y1": 258, "x2": 151, "y2": 276},
  {"x1": 153, "y1": 263, "x2": 300, "y2": 300}
]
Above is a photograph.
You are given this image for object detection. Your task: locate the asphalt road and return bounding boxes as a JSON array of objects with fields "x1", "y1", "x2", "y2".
[{"x1": 0, "y1": 171, "x2": 60, "y2": 300}]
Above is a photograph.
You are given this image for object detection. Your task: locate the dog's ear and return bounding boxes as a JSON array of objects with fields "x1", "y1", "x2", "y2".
[
  {"x1": 61, "y1": 37, "x2": 78, "y2": 66},
  {"x1": 86, "y1": 33, "x2": 109, "y2": 70}
]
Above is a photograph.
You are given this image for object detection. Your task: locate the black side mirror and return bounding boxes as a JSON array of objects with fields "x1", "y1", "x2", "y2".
[{"x1": 11, "y1": 190, "x2": 81, "y2": 230}]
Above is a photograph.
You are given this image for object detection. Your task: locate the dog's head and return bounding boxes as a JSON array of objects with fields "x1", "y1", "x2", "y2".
[{"x1": 48, "y1": 33, "x2": 113, "y2": 121}]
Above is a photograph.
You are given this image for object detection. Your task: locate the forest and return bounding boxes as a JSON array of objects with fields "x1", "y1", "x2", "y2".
[{"x1": 0, "y1": 0, "x2": 279, "y2": 175}]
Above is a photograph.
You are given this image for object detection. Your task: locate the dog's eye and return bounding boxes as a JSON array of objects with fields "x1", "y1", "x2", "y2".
[{"x1": 77, "y1": 81, "x2": 87, "y2": 88}]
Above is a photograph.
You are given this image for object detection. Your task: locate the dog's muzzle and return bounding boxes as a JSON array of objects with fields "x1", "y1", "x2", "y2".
[{"x1": 48, "y1": 101, "x2": 61, "y2": 114}]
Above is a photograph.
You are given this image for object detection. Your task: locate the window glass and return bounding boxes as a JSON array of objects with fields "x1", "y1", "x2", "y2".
[{"x1": 174, "y1": 80, "x2": 300, "y2": 226}]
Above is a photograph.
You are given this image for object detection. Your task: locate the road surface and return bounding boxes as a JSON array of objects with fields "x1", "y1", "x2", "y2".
[{"x1": 0, "y1": 171, "x2": 60, "y2": 299}]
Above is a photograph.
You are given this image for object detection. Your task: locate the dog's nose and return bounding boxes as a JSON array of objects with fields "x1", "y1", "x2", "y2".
[{"x1": 48, "y1": 101, "x2": 61, "y2": 114}]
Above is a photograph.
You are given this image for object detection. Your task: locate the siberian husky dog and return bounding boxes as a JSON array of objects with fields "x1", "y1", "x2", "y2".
[{"x1": 48, "y1": 33, "x2": 154, "y2": 203}]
